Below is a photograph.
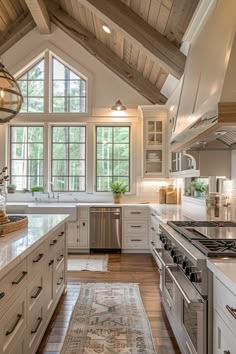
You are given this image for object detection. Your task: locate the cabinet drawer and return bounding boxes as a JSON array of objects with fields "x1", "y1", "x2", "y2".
[
  {"x1": 214, "y1": 310, "x2": 236, "y2": 354},
  {"x1": 55, "y1": 245, "x2": 65, "y2": 270},
  {"x1": 27, "y1": 272, "x2": 44, "y2": 313},
  {"x1": 0, "y1": 289, "x2": 26, "y2": 354},
  {"x1": 124, "y1": 220, "x2": 148, "y2": 234},
  {"x1": 0, "y1": 260, "x2": 27, "y2": 317},
  {"x1": 123, "y1": 236, "x2": 149, "y2": 249},
  {"x1": 55, "y1": 261, "x2": 65, "y2": 300},
  {"x1": 123, "y1": 207, "x2": 148, "y2": 218},
  {"x1": 27, "y1": 242, "x2": 46, "y2": 279},
  {"x1": 9, "y1": 329, "x2": 26, "y2": 354},
  {"x1": 214, "y1": 277, "x2": 236, "y2": 333}
]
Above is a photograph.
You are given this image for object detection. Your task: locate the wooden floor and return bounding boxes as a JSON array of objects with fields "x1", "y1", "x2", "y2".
[{"x1": 37, "y1": 254, "x2": 180, "y2": 354}]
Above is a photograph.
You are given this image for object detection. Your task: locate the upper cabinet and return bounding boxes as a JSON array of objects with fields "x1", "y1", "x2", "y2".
[{"x1": 139, "y1": 106, "x2": 167, "y2": 178}]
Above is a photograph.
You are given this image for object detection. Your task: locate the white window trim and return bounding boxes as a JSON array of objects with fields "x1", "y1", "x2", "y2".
[{"x1": 6, "y1": 121, "x2": 136, "y2": 195}]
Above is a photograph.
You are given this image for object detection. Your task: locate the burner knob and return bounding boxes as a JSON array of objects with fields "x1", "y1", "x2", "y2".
[
  {"x1": 173, "y1": 254, "x2": 183, "y2": 264},
  {"x1": 170, "y1": 248, "x2": 178, "y2": 257},
  {"x1": 159, "y1": 234, "x2": 167, "y2": 244},
  {"x1": 190, "y1": 271, "x2": 202, "y2": 283},
  {"x1": 182, "y1": 260, "x2": 189, "y2": 269},
  {"x1": 164, "y1": 242, "x2": 171, "y2": 251},
  {"x1": 185, "y1": 266, "x2": 192, "y2": 276}
]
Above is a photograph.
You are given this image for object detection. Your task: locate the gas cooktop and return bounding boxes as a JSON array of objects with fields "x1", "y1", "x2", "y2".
[{"x1": 167, "y1": 220, "x2": 236, "y2": 257}]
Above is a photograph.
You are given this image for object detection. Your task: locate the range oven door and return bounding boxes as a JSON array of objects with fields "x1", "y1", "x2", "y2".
[{"x1": 166, "y1": 265, "x2": 207, "y2": 354}]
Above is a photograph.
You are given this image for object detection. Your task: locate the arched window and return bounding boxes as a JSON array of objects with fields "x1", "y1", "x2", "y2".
[{"x1": 17, "y1": 52, "x2": 87, "y2": 114}]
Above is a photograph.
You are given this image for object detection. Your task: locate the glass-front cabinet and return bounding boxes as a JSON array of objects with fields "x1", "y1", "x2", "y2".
[{"x1": 139, "y1": 106, "x2": 167, "y2": 177}]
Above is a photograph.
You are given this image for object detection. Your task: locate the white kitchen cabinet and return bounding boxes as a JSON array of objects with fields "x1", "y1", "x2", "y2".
[
  {"x1": 68, "y1": 207, "x2": 89, "y2": 253},
  {"x1": 138, "y1": 106, "x2": 167, "y2": 178},
  {"x1": 213, "y1": 275, "x2": 236, "y2": 354},
  {"x1": 122, "y1": 206, "x2": 149, "y2": 252},
  {"x1": 0, "y1": 221, "x2": 67, "y2": 354}
]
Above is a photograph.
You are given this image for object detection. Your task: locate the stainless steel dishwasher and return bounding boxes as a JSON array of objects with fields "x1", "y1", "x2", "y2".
[{"x1": 89, "y1": 207, "x2": 122, "y2": 251}]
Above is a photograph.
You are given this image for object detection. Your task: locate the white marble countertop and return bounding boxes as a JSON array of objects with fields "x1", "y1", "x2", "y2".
[
  {"x1": 0, "y1": 214, "x2": 69, "y2": 279},
  {"x1": 207, "y1": 259, "x2": 236, "y2": 295}
]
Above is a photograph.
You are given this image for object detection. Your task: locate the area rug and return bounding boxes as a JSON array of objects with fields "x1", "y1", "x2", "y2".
[
  {"x1": 60, "y1": 283, "x2": 157, "y2": 354},
  {"x1": 67, "y1": 255, "x2": 109, "y2": 272}
]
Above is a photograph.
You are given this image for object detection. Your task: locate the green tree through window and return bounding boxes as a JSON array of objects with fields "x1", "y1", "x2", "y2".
[{"x1": 96, "y1": 127, "x2": 130, "y2": 191}]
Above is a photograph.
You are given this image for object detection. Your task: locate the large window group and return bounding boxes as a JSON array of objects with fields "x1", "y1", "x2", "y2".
[{"x1": 9, "y1": 125, "x2": 130, "y2": 193}]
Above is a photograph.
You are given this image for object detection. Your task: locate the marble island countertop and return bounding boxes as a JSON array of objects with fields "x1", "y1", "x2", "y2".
[
  {"x1": 0, "y1": 214, "x2": 69, "y2": 279},
  {"x1": 207, "y1": 259, "x2": 236, "y2": 294}
]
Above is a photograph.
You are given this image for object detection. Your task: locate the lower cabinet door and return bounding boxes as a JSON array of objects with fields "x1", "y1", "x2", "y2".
[
  {"x1": 214, "y1": 310, "x2": 236, "y2": 354},
  {"x1": 28, "y1": 298, "x2": 44, "y2": 354},
  {"x1": 78, "y1": 220, "x2": 89, "y2": 248},
  {"x1": 55, "y1": 261, "x2": 65, "y2": 300},
  {"x1": 44, "y1": 256, "x2": 55, "y2": 317},
  {"x1": 8, "y1": 329, "x2": 26, "y2": 354},
  {"x1": 0, "y1": 289, "x2": 26, "y2": 354}
]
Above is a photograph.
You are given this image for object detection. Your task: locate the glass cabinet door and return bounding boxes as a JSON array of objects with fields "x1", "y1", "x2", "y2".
[
  {"x1": 147, "y1": 120, "x2": 163, "y2": 146},
  {"x1": 145, "y1": 150, "x2": 162, "y2": 174}
]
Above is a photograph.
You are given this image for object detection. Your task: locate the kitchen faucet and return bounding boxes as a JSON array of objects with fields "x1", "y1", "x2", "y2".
[{"x1": 47, "y1": 182, "x2": 55, "y2": 199}]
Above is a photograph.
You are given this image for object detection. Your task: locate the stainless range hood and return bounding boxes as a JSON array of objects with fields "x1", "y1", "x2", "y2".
[
  {"x1": 170, "y1": 1, "x2": 236, "y2": 152},
  {"x1": 170, "y1": 103, "x2": 236, "y2": 151}
]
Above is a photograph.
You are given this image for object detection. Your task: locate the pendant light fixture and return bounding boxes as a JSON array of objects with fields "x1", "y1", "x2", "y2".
[
  {"x1": 111, "y1": 99, "x2": 127, "y2": 111},
  {"x1": 0, "y1": 59, "x2": 23, "y2": 124}
]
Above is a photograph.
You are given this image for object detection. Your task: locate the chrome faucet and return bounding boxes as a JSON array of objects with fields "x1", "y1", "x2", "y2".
[{"x1": 47, "y1": 182, "x2": 55, "y2": 199}]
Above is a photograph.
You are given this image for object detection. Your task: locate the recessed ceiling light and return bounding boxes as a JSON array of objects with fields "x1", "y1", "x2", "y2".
[{"x1": 102, "y1": 25, "x2": 111, "y2": 34}]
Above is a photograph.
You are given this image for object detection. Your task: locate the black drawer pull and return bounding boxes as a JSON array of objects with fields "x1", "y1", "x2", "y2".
[
  {"x1": 33, "y1": 253, "x2": 44, "y2": 263},
  {"x1": 48, "y1": 259, "x2": 54, "y2": 266},
  {"x1": 224, "y1": 351, "x2": 231, "y2": 354},
  {"x1": 50, "y1": 239, "x2": 57, "y2": 246},
  {"x1": 0, "y1": 292, "x2": 5, "y2": 300},
  {"x1": 151, "y1": 227, "x2": 155, "y2": 231},
  {"x1": 151, "y1": 213, "x2": 155, "y2": 216},
  {"x1": 57, "y1": 276, "x2": 63, "y2": 285},
  {"x1": 130, "y1": 211, "x2": 141, "y2": 214},
  {"x1": 31, "y1": 317, "x2": 43, "y2": 334},
  {"x1": 57, "y1": 254, "x2": 64, "y2": 262},
  {"x1": 6, "y1": 314, "x2": 22, "y2": 336},
  {"x1": 59, "y1": 231, "x2": 64, "y2": 237},
  {"x1": 12, "y1": 271, "x2": 27, "y2": 285},
  {"x1": 226, "y1": 305, "x2": 236, "y2": 319},
  {"x1": 131, "y1": 239, "x2": 142, "y2": 242},
  {"x1": 130, "y1": 225, "x2": 142, "y2": 228},
  {"x1": 31, "y1": 286, "x2": 43, "y2": 299}
]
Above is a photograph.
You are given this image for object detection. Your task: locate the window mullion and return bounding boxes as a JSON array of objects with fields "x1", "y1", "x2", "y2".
[{"x1": 44, "y1": 51, "x2": 50, "y2": 113}]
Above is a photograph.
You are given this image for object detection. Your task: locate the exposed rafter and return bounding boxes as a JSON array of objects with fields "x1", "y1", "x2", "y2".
[
  {"x1": 25, "y1": 0, "x2": 51, "y2": 34},
  {"x1": 47, "y1": 1, "x2": 167, "y2": 104},
  {"x1": 0, "y1": 12, "x2": 35, "y2": 56},
  {"x1": 78, "y1": 0, "x2": 186, "y2": 80}
]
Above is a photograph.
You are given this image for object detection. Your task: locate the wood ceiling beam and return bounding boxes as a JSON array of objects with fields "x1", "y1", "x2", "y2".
[
  {"x1": 0, "y1": 12, "x2": 35, "y2": 56},
  {"x1": 79, "y1": 0, "x2": 186, "y2": 79},
  {"x1": 25, "y1": 0, "x2": 51, "y2": 34},
  {"x1": 47, "y1": 2, "x2": 167, "y2": 104}
]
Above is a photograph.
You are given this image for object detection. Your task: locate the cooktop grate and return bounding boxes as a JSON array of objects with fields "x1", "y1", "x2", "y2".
[{"x1": 192, "y1": 239, "x2": 236, "y2": 257}]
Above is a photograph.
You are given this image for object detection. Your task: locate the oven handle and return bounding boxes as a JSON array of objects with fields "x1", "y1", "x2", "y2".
[
  {"x1": 153, "y1": 247, "x2": 166, "y2": 268},
  {"x1": 166, "y1": 265, "x2": 204, "y2": 309}
]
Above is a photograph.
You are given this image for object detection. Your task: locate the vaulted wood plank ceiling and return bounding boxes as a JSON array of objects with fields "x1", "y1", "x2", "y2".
[{"x1": 0, "y1": 0, "x2": 199, "y2": 104}]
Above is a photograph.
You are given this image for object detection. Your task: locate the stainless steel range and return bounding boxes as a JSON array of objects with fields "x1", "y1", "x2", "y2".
[{"x1": 152, "y1": 220, "x2": 236, "y2": 354}]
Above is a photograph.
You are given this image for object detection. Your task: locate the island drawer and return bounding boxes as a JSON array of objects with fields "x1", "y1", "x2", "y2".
[
  {"x1": 123, "y1": 220, "x2": 148, "y2": 234},
  {"x1": 123, "y1": 207, "x2": 148, "y2": 218},
  {"x1": 0, "y1": 260, "x2": 27, "y2": 316},
  {"x1": 214, "y1": 276, "x2": 236, "y2": 333},
  {"x1": 27, "y1": 242, "x2": 46, "y2": 279},
  {"x1": 27, "y1": 272, "x2": 44, "y2": 313},
  {"x1": 0, "y1": 289, "x2": 26, "y2": 354},
  {"x1": 28, "y1": 298, "x2": 44, "y2": 354}
]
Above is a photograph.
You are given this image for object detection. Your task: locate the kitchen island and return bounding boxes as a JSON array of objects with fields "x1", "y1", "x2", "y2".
[{"x1": 0, "y1": 214, "x2": 69, "y2": 354}]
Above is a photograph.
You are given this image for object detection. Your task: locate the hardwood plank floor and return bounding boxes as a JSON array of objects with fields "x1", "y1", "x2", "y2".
[{"x1": 37, "y1": 254, "x2": 180, "y2": 354}]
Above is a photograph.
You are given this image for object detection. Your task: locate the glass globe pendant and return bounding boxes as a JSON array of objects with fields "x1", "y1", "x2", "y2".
[{"x1": 0, "y1": 60, "x2": 23, "y2": 124}]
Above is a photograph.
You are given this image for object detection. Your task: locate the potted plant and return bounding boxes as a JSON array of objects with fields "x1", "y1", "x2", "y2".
[
  {"x1": 31, "y1": 186, "x2": 44, "y2": 196},
  {"x1": 7, "y1": 183, "x2": 16, "y2": 193},
  {"x1": 191, "y1": 180, "x2": 206, "y2": 198},
  {"x1": 111, "y1": 181, "x2": 128, "y2": 204}
]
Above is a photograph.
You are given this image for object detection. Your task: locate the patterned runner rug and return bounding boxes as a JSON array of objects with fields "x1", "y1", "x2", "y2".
[
  {"x1": 67, "y1": 255, "x2": 109, "y2": 271},
  {"x1": 61, "y1": 283, "x2": 157, "y2": 354}
]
